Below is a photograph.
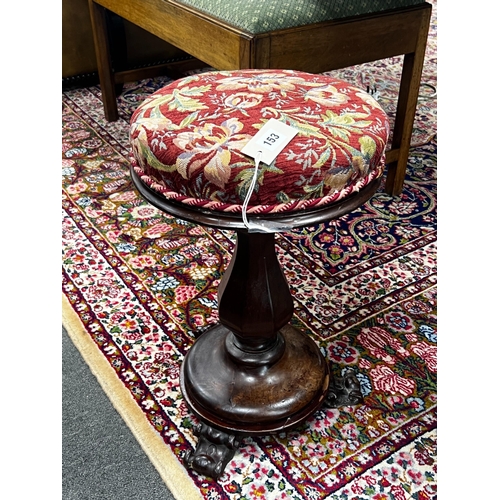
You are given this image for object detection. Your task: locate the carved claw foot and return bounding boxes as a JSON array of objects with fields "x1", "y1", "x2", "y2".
[
  {"x1": 324, "y1": 368, "x2": 364, "y2": 408},
  {"x1": 183, "y1": 422, "x2": 243, "y2": 480}
]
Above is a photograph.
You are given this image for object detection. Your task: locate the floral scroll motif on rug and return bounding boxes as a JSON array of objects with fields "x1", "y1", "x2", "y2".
[
  {"x1": 62, "y1": 5, "x2": 437, "y2": 495},
  {"x1": 62, "y1": 88, "x2": 436, "y2": 497}
]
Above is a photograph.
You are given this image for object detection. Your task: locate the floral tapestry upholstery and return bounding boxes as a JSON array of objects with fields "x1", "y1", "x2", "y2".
[
  {"x1": 174, "y1": 0, "x2": 426, "y2": 34},
  {"x1": 130, "y1": 69, "x2": 390, "y2": 214}
]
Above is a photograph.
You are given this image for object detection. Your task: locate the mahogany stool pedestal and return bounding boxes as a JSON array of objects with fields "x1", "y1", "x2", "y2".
[
  {"x1": 131, "y1": 168, "x2": 378, "y2": 479},
  {"x1": 128, "y1": 69, "x2": 389, "y2": 479}
]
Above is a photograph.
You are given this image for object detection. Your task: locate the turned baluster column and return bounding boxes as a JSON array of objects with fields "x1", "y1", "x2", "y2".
[{"x1": 217, "y1": 230, "x2": 293, "y2": 364}]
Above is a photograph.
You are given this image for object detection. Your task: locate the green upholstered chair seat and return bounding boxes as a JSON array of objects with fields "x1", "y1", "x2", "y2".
[
  {"x1": 129, "y1": 69, "x2": 390, "y2": 215},
  {"x1": 175, "y1": 0, "x2": 426, "y2": 34}
]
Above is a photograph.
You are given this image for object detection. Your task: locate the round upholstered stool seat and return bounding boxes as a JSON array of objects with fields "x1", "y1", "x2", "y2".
[
  {"x1": 130, "y1": 69, "x2": 389, "y2": 229},
  {"x1": 129, "y1": 69, "x2": 389, "y2": 479}
]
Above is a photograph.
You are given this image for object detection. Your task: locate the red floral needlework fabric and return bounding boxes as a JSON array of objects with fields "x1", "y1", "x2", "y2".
[{"x1": 129, "y1": 70, "x2": 390, "y2": 214}]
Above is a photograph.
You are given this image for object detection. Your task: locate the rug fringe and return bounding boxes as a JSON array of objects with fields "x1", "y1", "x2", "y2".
[{"x1": 62, "y1": 294, "x2": 203, "y2": 500}]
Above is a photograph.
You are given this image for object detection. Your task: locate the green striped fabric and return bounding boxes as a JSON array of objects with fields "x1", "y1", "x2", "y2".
[{"x1": 175, "y1": 0, "x2": 425, "y2": 34}]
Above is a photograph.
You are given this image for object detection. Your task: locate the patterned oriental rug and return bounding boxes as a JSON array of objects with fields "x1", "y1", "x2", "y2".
[{"x1": 62, "y1": 5, "x2": 437, "y2": 498}]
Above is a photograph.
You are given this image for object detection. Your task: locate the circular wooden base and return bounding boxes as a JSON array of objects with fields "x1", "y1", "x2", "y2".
[{"x1": 180, "y1": 323, "x2": 330, "y2": 435}]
